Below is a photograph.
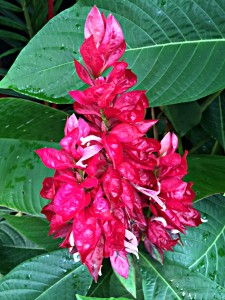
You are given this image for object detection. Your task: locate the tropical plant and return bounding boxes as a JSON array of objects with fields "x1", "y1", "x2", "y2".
[{"x1": 0, "y1": 1, "x2": 224, "y2": 299}]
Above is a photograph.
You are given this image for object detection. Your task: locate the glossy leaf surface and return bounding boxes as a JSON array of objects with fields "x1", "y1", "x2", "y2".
[
  {"x1": 1, "y1": 0, "x2": 225, "y2": 106},
  {"x1": 0, "y1": 250, "x2": 92, "y2": 300},
  {"x1": 0, "y1": 98, "x2": 66, "y2": 215}
]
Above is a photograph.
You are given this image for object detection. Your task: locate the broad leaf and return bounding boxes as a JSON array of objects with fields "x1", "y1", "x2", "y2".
[
  {"x1": 0, "y1": 98, "x2": 66, "y2": 216},
  {"x1": 0, "y1": 221, "x2": 45, "y2": 274},
  {"x1": 163, "y1": 102, "x2": 202, "y2": 136},
  {"x1": 77, "y1": 296, "x2": 132, "y2": 300},
  {"x1": 1, "y1": 0, "x2": 225, "y2": 106},
  {"x1": 140, "y1": 194, "x2": 225, "y2": 299},
  {"x1": 167, "y1": 194, "x2": 225, "y2": 288},
  {"x1": 186, "y1": 155, "x2": 225, "y2": 200},
  {"x1": 3, "y1": 215, "x2": 60, "y2": 251},
  {"x1": 0, "y1": 250, "x2": 92, "y2": 299},
  {"x1": 201, "y1": 93, "x2": 225, "y2": 150}
]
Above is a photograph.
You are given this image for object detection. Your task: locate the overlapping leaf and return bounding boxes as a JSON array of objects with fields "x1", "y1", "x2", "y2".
[
  {"x1": 0, "y1": 221, "x2": 45, "y2": 274},
  {"x1": 186, "y1": 155, "x2": 225, "y2": 200},
  {"x1": 3, "y1": 215, "x2": 60, "y2": 251},
  {"x1": 1, "y1": 0, "x2": 225, "y2": 106},
  {"x1": 201, "y1": 92, "x2": 225, "y2": 150},
  {"x1": 0, "y1": 250, "x2": 92, "y2": 300},
  {"x1": 0, "y1": 98, "x2": 66, "y2": 215}
]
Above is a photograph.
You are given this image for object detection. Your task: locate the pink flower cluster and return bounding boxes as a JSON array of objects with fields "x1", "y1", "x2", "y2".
[{"x1": 36, "y1": 6, "x2": 202, "y2": 281}]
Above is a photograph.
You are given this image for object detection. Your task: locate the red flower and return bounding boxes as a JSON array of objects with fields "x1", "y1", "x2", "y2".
[{"x1": 37, "y1": 5, "x2": 202, "y2": 282}]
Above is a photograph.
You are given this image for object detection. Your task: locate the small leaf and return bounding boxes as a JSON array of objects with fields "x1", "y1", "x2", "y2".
[
  {"x1": 0, "y1": 250, "x2": 92, "y2": 299},
  {"x1": 113, "y1": 255, "x2": 136, "y2": 298},
  {"x1": 0, "y1": 0, "x2": 22, "y2": 12},
  {"x1": 0, "y1": 29, "x2": 28, "y2": 42}
]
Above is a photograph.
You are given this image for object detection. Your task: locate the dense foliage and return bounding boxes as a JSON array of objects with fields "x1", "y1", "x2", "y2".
[{"x1": 0, "y1": 1, "x2": 225, "y2": 299}]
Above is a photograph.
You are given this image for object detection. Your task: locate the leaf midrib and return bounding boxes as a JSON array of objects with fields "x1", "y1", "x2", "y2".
[
  {"x1": 140, "y1": 252, "x2": 182, "y2": 300},
  {"x1": 188, "y1": 224, "x2": 225, "y2": 269},
  {"x1": 35, "y1": 263, "x2": 86, "y2": 300},
  {"x1": 2, "y1": 38, "x2": 225, "y2": 85}
]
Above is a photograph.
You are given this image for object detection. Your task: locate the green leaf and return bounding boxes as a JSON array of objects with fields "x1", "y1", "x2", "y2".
[
  {"x1": 186, "y1": 155, "x2": 225, "y2": 201},
  {"x1": 113, "y1": 256, "x2": 136, "y2": 298},
  {"x1": 0, "y1": 250, "x2": 92, "y2": 299},
  {"x1": 201, "y1": 93, "x2": 225, "y2": 150},
  {"x1": 0, "y1": 221, "x2": 45, "y2": 274},
  {"x1": 3, "y1": 215, "x2": 60, "y2": 251},
  {"x1": 0, "y1": 0, "x2": 22, "y2": 12},
  {"x1": 0, "y1": 16, "x2": 27, "y2": 31},
  {"x1": 139, "y1": 194, "x2": 225, "y2": 299},
  {"x1": 140, "y1": 252, "x2": 225, "y2": 300},
  {"x1": 0, "y1": 48, "x2": 21, "y2": 60},
  {"x1": 0, "y1": 98, "x2": 66, "y2": 216},
  {"x1": 166, "y1": 194, "x2": 225, "y2": 288},
  {"x1": 2, "y1": 0, "x2": 225, "y2": 105},
  {"x1": 163, "y1": 102, "x2": 202, "y2": 136},
  {"x1": 0, "y1": 29, "x2": 28, "y2": 42},
  {"x1": 77, "y1": 296, "x2": 132, "y2": 300}
]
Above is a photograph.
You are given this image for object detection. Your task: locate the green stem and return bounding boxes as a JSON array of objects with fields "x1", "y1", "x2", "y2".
[
  {"x1": 100, "y1": 109, "x2": 109, "y2": 130},
  {"x1": 211, "y1": 140, "x2": 219, "y2": 155},
  {"x1": 177, "y1": 134, "x2": 184, "y2": 156},
  {"x1": 200, "y1": 89, "x2": 223, "y2": 113},
  {"x1": 21, "y1": 0, "x2": 34, "y2": 39},
  {"x1": 189, "y1": 137, "x2": 211, "y2": 154}
]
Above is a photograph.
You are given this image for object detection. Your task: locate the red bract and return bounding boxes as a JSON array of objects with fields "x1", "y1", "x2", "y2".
[
  {"x1": 79, "y1": 5, "x2": 126, "y2": 78},
  {"x1": 37, "y1": 5, "x2": 202, "y2": 282}
]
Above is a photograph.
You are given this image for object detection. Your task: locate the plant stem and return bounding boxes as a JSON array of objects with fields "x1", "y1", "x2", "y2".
[
  {"x1": 151, "y1": 107, "x2": 158, "y2": 140},
  {"x1": 21, "y1": 0, "x2": 34, "y2": 39},
  {"x1": 189, "y1": 137, "x2": 211, "y2": 154},
  {"x1": 211, "y1": 140, "x2": 219, "y2": 155},
  {"x1": 100, "y1": 109, "x2": 109, "y2": 130},
  {"x1": 200, "y1": 89, "x2": 223, "y2": 113}
]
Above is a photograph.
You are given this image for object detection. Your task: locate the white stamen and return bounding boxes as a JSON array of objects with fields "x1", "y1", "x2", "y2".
[
  {"x1": 76, "y1": 145, "x2": 103, "y2": 168},
  {"x1": 131, "y1": 182, "x2": 166, "y2": 211},
  {"x1": 69, "y1": 231, "x2": 75, "y2": 246},
  {"x1": 98, "y1": 265, "x2": 103, "y2": 276},
  {"x1": 80, "y1": 135, "x2": 102, "y2": 145},
  {"x1": 170, "y1": 229, "x2": 180, "y2": 234},
  {"x1": 152, "y1": 216, "x2": 167, "y2": 227}
]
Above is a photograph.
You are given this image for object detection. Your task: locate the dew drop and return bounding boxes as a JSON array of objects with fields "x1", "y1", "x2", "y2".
[
  {"x1": 75, "y1": 23, "x2": 81, "y2": 30},
  {"x1": 76, "y1": 12, "x2": 80, "y2": 17},
  {"x1": 60, "y1": 44, "x2": 65, "y2": 50}
]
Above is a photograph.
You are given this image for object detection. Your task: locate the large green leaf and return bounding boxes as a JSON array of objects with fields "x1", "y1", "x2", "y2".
[
  {"x1": 3, "y1": 215, "x2": 60, "y2": 251},
  {"x1": 186, "y1": 155, "x2": 225, "y2": 200},
  {"x1": 201, "y1": 93, "x2": 225, "y2": 150},
  {"x1": 139, "y1": 194, "x2": 225, "y2": 299},
  {"x1": 166, "y1": 194, "x2": 225, "y2": 288},
  {"x1": 77, "y1": 296, "x2": 132, "y2": 300},
  {"x1": 0, "y1": 250, "x2": 92, "y2": 300},
  {"x1": 1, "y1": 0, "x2": 225, "y2": 106},
  {"x1": 0, "y1": 98, "x2": 66, "y2": 216},
  {"x1": 0, "y1": 221, "x2": 45, "y2": 274}
]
